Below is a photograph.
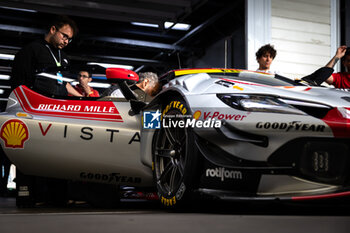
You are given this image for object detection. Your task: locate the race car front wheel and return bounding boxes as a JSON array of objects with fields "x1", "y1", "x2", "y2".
[{"x1": 153, "y1": 98, "x2": 200, "y2": 207}]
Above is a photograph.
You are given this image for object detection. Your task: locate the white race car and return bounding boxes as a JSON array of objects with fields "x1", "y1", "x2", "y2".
[{"x1": 1, "y1": 67, "x2": 350, "y2": 207}]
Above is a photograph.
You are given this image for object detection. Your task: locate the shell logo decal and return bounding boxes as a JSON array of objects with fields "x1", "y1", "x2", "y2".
[
  {"x1": 193, "y1": 110, "x2": 201, "y2": 120},
  {"x1": 0, "y1": 119, "x2": 29, "y2": 149}
]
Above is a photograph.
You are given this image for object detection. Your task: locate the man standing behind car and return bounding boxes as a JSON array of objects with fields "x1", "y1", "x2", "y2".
[{"x1": 11, "y1": 15, "x2": 82, "y2": 96}]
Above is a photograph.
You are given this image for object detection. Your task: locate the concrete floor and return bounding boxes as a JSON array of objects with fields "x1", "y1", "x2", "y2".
[{"x1": 1, "y1": 196, "x2": 350, "y2": 233}]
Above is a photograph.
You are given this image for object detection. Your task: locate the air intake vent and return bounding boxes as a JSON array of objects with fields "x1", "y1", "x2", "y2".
[
  {"x1": 279, "y1": 98, "x2": 331, "y2": 119},
  {"x1": 291, "y1": 105, "x2": 330, "y2": 119},
  {"x1": 341, "y1": 96, "x2": 350, "y2": 102}
]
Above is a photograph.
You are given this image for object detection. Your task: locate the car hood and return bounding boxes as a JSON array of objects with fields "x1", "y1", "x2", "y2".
[{"x1": 164, "y1": 73, "x2": 350, "y2": 107}]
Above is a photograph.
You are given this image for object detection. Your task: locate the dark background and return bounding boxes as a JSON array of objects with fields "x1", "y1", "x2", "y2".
[{"x1": 0, "y1": 0, "x2": 349, "y2": 105}]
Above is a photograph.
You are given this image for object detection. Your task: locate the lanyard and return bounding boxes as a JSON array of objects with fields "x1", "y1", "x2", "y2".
[{"x1": 45, "y1": 44, "x2": 61, "y2": 67}]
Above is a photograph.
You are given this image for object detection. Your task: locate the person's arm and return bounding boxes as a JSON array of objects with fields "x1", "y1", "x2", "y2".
[
  {"x1": 66, "y1": 83, "x2": 83, "y2": 97},
  {"x1": 325, "y1": 45, "x2": 347, "y2": 84}
]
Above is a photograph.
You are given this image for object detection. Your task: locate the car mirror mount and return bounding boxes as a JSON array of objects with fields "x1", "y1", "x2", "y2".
[{"x1": 129, "y1": 99, "x2": 147, "y2": 115}]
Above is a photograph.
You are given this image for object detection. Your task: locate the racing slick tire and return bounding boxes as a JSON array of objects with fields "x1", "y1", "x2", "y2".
[{"x1": 153, "y1": 98, "x2": 201, "y2": 208}]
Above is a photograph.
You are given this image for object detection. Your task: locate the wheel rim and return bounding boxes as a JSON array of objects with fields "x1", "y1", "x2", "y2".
[{"x1": 154, "y1": 113, "x2": 187, "y2": 196}]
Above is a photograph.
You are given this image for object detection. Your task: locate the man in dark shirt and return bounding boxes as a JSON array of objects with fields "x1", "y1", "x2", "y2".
[
  {"x1": 11, "y1": 15, "x2": 82, "y2": 96},
  {"x1": 5, "y1": 15, "x2": 82, "y2": 198}
]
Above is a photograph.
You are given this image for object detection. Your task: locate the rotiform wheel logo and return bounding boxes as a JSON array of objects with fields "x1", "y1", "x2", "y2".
[{"x1": 206, "y1": 167, "x2": 242, "y2": 181}]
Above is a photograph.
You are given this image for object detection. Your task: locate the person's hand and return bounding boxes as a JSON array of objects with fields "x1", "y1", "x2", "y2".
[
  {"x1": 79, "y1": 78, "x2": 92, "y2": 96},
  {"x1": 335, "y1": 45, "x2": 347, "y2": 58}
]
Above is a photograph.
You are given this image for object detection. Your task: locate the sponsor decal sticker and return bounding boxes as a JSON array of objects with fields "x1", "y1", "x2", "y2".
[
  {"x1": 256, "y1": 121, "x2": 325, "y2": 132},
  {"x1": 158, "y1": 182, "x2": 186, "y2": 206},
  {"x1": 193, "y1": 110, "x2": 201, "y2": 120},
  {"x1": 38, "y1": 123, "x2": 52, "y2": 136},
  {"x1": 14, "y1": 86, "x2": 123, "y2": 122},
  {"x1": 160, "y1": 196, "x2": 176, "y2": 206},
  {"x1": 162, "y1": 116, "x2": 221, "y2": 128},
  {"x1": 0, "y1": 119, "x2": 29, "y2": 148},
  {"x1": 215, "y1": 80, "x2": 235, "y2": 88},
  {"x1": 162, "y1": 101, "x2": 187, "y2": 116},
  {"x1": 193, "y1": 111, "x2": 247, "y2": 121},
  {"x1": 143, "y1": 110, "x2": 161, "y2": 129},
  {"x1": 144, "y1": 102, "x2": 223, "y2": 130},
  {"x1": 37, "y1": 104, "x2": 116, "y2": 113},
  {"x1": 206, "y1": 167, "x2": 242, "y2": 181},
  {"x1": 38, "y1": 122, "x2": 140, "y2": 144},
  {"x1": 233, "y1": 85, "x2": 244, "y2": 91},
  {"x1": 80, "y1": 172, "x2": 141, "y2": 184}
]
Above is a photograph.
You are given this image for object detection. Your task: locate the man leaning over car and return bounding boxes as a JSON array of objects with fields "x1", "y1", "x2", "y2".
[
  {"x1": 106, "y1": 72, "x2": 161, "y2": 102},
  {"x1": 324, "y1": 45, "x2": 350, "y2": 88}
]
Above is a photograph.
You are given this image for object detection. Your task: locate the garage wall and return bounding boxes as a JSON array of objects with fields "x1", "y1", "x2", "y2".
[
  {"x1": 188, "y1": 26, "x2": 246, "y2": 70},
  {"x1": 246, "y1": 0, "x2": 339, "y2": 79},
  {"x1": 189, "y1": 37, "x2": 229, "y2": 69},
  {"x1": 271, "y1": 0, "x2": 339, "y2": 78},
  {"x1": 246, "y1": 0, "x2": 271, "y2": 71}
]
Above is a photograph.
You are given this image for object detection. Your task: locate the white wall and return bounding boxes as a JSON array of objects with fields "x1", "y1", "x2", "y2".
[
  {"x1": 271, "y1": 0, "x2": 338, "y2": 78},
  {"x1": 247, "y1": 0, "x2": 339, "y2": 79},
  {"x1": 246, "y1": 0, "x2": 271, "y2": 71}
]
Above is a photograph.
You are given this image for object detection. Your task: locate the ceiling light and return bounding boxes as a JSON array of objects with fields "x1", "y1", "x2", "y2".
[
  {"x1": 87, "y1": 62, "x2": 133, "y2": 70},
  {"x1": 131, "y1": 22, "x2": 158, "y2": 28},
  {"x1": 0, "y1": 75, "x2": 10, "y2": 80},
  {"x1": 0, "y1": 6, "x2": 37, "y2": 12},
  {"x1": 164, "y1": 22, "x2": 191, "y2": 31},
  {"x1": 131, "y1": 21, "x2": 191, "y2": 31},
  {"x1": 0, "y1": 53, "x2": 15, "y2": 60}
]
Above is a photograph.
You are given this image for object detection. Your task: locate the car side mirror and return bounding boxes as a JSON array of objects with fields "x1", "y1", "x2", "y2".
[
  {"x1": 106, "y1": 68, "x2": 139, "y2": 100},
  {"x1": 106, "y1": 68, "x2": 139, "y2": 82}
]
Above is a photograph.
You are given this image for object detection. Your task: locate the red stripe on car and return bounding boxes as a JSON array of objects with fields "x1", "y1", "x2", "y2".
[
  {"x1": 14, "y1": 86, "x2": 123, "y2": 122},
  {"x1": 292, "y1": 191, "x2": 350, "y2": 201},
  {"x1": 321, "y1": 107, "x2": 350, "y2": 138}
]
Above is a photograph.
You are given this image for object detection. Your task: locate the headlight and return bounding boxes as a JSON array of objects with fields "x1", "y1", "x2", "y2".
[{"x1": 217, "y1": 94, "x2": 306, "y2": 115}]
